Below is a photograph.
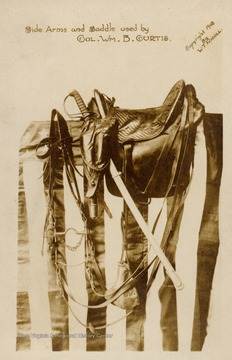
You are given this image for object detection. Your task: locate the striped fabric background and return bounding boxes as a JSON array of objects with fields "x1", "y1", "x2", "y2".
[{"x1": 16, "y1": 116, "x2": 222, "y2": 351}]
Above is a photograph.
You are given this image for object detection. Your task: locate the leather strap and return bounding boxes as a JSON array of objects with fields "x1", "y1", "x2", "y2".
[
  {"x1": 57, "y1": 254, "x2": 155, "y2": 309},
  {"x1": 146, "y1": 84, "x2": 196, "y2": 293},
  {"x1": 156, "y1": 85, "x2": 198, "y2": 351},
  {"x1": 41, "y1": 110, "x2": 70, "y2": 350},
  {"x1": 143, "y1": 117, "x2": 182, "y2": 195}
]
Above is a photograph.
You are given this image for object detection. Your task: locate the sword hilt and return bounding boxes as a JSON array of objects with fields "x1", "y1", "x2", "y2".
[{"x1": 69, "y1": 90, "x2": 89, "y2": 118}]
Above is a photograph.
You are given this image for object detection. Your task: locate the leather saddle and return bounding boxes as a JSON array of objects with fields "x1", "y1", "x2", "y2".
[{"x1": 80, "y1": 80, "x2": 204, "y2": 202}]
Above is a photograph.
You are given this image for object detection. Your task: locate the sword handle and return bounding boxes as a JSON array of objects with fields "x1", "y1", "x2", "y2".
[{"x1": 69, "y1": 90, "x2": 89, "y2": 118}]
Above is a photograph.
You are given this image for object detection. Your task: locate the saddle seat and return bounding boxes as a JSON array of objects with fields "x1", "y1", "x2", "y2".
[{"x1": 89, "y1": 80, "x2": 185, "y2": 144}]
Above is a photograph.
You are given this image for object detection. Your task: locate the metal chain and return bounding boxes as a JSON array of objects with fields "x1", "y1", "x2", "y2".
[{"x1": 56, "y1": 228, "x2": 86, "y2": 252}]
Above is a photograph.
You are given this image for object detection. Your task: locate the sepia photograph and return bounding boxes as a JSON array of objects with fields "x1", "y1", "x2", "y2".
[{"x1": 0, "y1": 1, "x2": 231, "y2": 359}]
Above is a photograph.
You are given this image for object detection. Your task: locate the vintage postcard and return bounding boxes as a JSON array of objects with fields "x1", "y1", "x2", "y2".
[{"x1": 0, "y1": 1, "x2": 231, "y2": 359}]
